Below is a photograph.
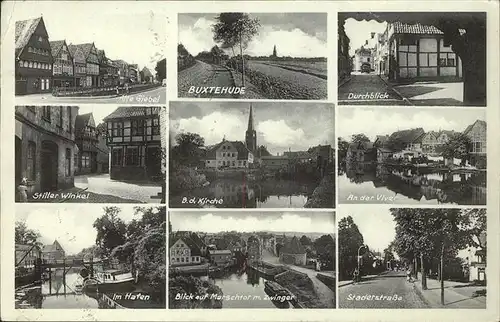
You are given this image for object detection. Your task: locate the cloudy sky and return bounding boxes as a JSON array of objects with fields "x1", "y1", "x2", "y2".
[
  {"x1": 170, "y1": 102, "x2": 334, "y2": 155},
  {"x1": 78, "y1": 106, "x2": 119, "y2": 125},
  {"x1": 16, "y1": 205, "x2": 161, "y2": 255},
  {"x1": 170, "y1": 211, "x2": 335, "y2": 233},
  {"x1": 179, "y1": 13, "x2": 327, "y2": 57},
  {"x1": 344, "y1": 18, "x2": 387, "y2": 56},
  {"x1": 338, "y1": 206, "x2": 395, "y2": 254},
  {"x1": 12, "y1": 2, "x2": 166, "y2": 72},
  {"x1": 338, "y1": 108, "x2": 486, "y2": 142}
]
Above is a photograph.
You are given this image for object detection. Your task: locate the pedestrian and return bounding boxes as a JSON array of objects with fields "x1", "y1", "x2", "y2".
[
  {"x1": 17, "y1": 178, "x2": 28, "y2": 202},
  {"x1": 406, "y1": 266, "x2": 413, "y2": 282},
  {"x1": 353, "y1": 267, "x2": 360, "y2": 284}
]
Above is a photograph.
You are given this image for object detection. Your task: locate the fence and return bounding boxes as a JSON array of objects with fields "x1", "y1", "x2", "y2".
[{"x1": 52, "y1": 83, "x2": 160, "y2": 97}]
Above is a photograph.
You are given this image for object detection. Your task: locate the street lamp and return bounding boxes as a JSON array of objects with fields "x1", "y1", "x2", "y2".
[{"x1": 357, "y1": 245, "x2": 366, "y2": 281}]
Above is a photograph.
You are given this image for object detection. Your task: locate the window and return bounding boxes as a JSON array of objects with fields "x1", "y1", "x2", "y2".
[
  {"x1": 400, "y1": 36, "x2": 417, "y2": 46},
  {"x1": 38, "y1": 36, "x2": 42, "y2": 42},
  {"x1": 67, "y1": 107, "x2": 72, "y2": 133},
  {"x1": 112, "y1": 148, "x2": 123, "y2": 166},
  {"x1": 42, "y1": 106, "x2": 51, "y2": 121},
  {"x1": 82, "y1": 154, "x2": 90, "y2": 168},
  {"x1": 232, "y1": 161, "x2": 235, "y2": 166},
  {"x1": 112, "y1": 122, "x2": 123, "y2": 136},
  {"x1": 152, "y1": 118, "x2": 160, "y2": 135},
  {"x1": 125, "y1": 147, "x2": 139, "y2": 166},
  {"x1": 222, "y1": 152, "x2": 225, "y2": 157},
  {"x1": 23, "y1": 61, "x2": 28, "y2": 68},
  {"x1": 131, "y1": 119, "x2": 145, "y2": 136},
  {"x1": 65, "y1": 149, "x2": 71, "y2": 176},
  {"x1": 439, "y1": 53, "x2": 456, "y2": 67},
  {"x1": 74, "y1": 153, "x2": 78, "y2": 168},
  {"x1": 243, "y1": 161, "x2": 246, "y2": 166},
  {"x1": 18, "y1": 61, "x2": 23, "y2": 68},
  {"x1": 28, "y1": 47, "x2": 33, "y2": 53},
  {"x1": 58, "y1": 107, "x2": 63, "y2": 127},
  {"x1": 28, "y1": 61, "x2": 33, "y2": 68},
  {"x1": 27, "y1": 142, "x2": 36, "y2": 181}
]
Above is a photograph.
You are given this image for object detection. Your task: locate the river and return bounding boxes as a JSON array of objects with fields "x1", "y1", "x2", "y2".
[
  {"x1": 170, "y1": 178, "x2": 316, "y2": 208},
  {"x1": 16, "y1": 268, "x2": 164, "y2": 309},
  {"x1": 199, "y1": 269, "x2": 293, "y2": 309},
  {"x1": 338, "y1": 163, "x2": 486, "y2": 205}
]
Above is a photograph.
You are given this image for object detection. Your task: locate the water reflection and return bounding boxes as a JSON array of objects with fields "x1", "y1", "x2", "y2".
[
  {"x1": 193, "y1": 268, "x2": 292, "y2": 309},
  {"x1": 170, "y1": 178, "x2": 316, "y2": 208},
  {"x1": 338, "y1": 162, "x2": 486, "y2": 205}
]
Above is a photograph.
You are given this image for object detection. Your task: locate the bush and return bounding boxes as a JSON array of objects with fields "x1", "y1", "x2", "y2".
[{"x1": 169, "y1": 166, "x2": 208, "y2": 194}]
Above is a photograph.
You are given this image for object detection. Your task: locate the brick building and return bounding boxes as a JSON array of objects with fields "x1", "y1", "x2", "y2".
[{"x1": 15, "y1": 106, "x2": 79, "y2": 197}]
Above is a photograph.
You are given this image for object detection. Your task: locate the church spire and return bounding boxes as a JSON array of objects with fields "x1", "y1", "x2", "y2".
[
  {"x1": 273, "y1": 45, "x2": 277, "y2": 57},
  {"x1": 247, "y1": 104, "x2": 254, "y2": 132}
]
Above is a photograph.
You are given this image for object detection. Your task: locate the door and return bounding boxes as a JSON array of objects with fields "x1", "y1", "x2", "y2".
[
  {"x1": 91, "y1": 152, "x2": 98, "y2": 173},
  {"x1": 146, "y1": 147, "x2": 161, "y2": 180},
  {"x1": 41, "y1": 141, "x2": 58, "y2": 191}
]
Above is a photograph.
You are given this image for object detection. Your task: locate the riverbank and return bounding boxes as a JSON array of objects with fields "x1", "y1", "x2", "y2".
[
  {"x1": 274, "y1": 270, "x2": 324, "y2": 308},
  {"x1": 304, "y1": 173, "x2": 335, "y2": 208}
]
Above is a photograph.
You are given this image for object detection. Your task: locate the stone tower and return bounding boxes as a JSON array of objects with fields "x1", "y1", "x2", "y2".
[
  {"x1": 245, "y1": 104, "x2": 257, "y2": 154},
  {"x1": 272, "y1": 45, "x2": 277, "y2": 57}
]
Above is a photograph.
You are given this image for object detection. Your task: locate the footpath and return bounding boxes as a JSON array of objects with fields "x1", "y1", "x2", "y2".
[
  {"x1": 338, "y1": 271, "x2": 389, "y2": 288},
  {"x1": 412, "y1": 274, "x2": 486, "y2": 308}
]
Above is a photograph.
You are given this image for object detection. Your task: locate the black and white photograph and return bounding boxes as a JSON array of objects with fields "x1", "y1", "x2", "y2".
[
  {"x1": 14, "y1": 3, "x2": 166, "y2": 104},
  {"x1": 169, "y1": 101, "x2": 335, "y2": 209},
  {"x1": 338, "y1": 12, "x2": 486, "y2": 106},
  {"x1": 15, "y1": 106, "x2": 166, "y2": 203},
  {"x1": 338, "y1": 207, "x2": 486, "y2": 309},
  {"x1": 178, "y1": 13, "x2": 327, "y2": 100},
  {"x1": 338, "y1": 108, "x2": 486, "y2": 205},
  {"x1": 168, "y1": 211, "x2": 335, "y2": 309},
  {"x1": 15, "y1": 205, "x2": 167, "y2": 309}
]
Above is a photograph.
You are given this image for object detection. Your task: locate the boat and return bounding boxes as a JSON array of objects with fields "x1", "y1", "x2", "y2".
[
  {"x1": 264, "y1": 281, "x2": 290, "y2": 297},
  {"x1": 82, "y1": 269, "x2": 135, "y2": 292}
]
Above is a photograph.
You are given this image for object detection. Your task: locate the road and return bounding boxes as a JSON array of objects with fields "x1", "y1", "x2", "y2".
[
  {"x1": 261, "y1": 249, "x2": 335, "y2": 308},
  {"x1": 339, "y1": 271, "x2": 428, "y2": 308},
  {"x1": 338, "y1": 72, "x2": 406, "y2": 105},
  {"x1": 74, "y1": 173, "x2": 162, "y2": 203},
  {"x1": 178, "y1": 60, "x2": 237, "y2": 98},
  {"x1": 15, "y1": 86, "x2": 166, "y2": 104}
]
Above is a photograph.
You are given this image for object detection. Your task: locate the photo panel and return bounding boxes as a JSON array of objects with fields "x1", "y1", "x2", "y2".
[
  {"x1": 15, "y1": 106, "x2": 166, "y2": 204},
  {"x1": 169, "y1": 101, "x2": 335, "y2": 209},
  {"x1": 14, "y1": 5, "x2": 166, "y2": 105},
  {"x1": 338, "y1": 12, "x2": 486, "y2": 107},
  {"x1": 177, "y1": 12, "x2": 327, "y2": 100},
  {"x1": 14, "y1": 204, "x2": 167, "y2": 309},
  {"x1": 338, "y1": 206, "x2": 487, "y2": 309},
  {"x1": 337, "y1": 107, "x2": 486, "y2": 205},
  {"x1": 168, "y1": 211, "x2": 336, "y2": 309}
]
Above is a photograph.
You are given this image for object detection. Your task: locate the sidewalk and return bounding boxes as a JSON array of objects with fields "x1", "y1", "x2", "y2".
[
  {"x1": 412, "y1": 276, "x2": 486, "y2": 308},
  {"x1": 338, "y1": 271, "x2": 388, "y2": 287}
]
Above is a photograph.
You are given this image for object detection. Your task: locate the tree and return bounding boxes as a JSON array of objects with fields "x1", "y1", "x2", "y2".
[
  {"x1": 93, "y1": 207, "x2": 127, "y2": 257},
  {"x1": 314, "y1": 234, "x2": 335, "y2": 270},
  {"x1": 300, "y1": 235, "x2": 312, "y2": 246},
  {"x1": 351, "y1": 134, "x2": 370, "y2": 144},
  {"x1": 391, "y1": 208, "x2": 474, "y2": 304},
  {"x1": 338, "y1": 216, "x2": 364, "y2": 279},
  {"x1": 15, "y1": 222, "x2": 41, "y2": 246},
  {"x1": 441, "y1": 133, "x2": 472, "y2": 165},
  {"x1": 212, "y1": 13, "x2": 260, "y2": 86},
  {"x1": 155, "y1": 58, "x2": 166, "y2": 81},
  {"x1": 338, "y1": 137, "x2": 350, "y2": 161},
  {"x1": 171, "y1": 132, "x2": 205, "y2": 167}
]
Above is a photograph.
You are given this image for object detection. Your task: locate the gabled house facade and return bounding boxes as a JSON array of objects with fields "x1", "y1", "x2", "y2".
[
  {"x1": 68, "y1": 44, "x2": 87, "y2": 87},
  {"x1": 420, "y1": 131, "x2": 439, "y2": 154},
  {"x1": 15, "y1": 17, "x2": 54, "y2": 95},
  {"x1": 205, "y1": 140, "x2": 254, "y2": 169},
  {"x1": 279, "y1": 236, "x2": 307, "y2": 266},
  {"x1": 97, "y1": 49, "x2": 118, "y2": 87},
  {"x1": 49, "y1": 40, "x2": 74, "y2": 88},
  {"x1": 463, "y1": 120, "x2": 487, "y2": 168},
  {"x1": 386, "y1": 22, "x2": 463, "y2": 82},
  {"x1": 169, "y1": 234, "x2": 203, "y2": 266},
  {"x1": 75, "y1": 113, "x2": 108, "y2": 175},
  {"x1": 41, "y1": 240, "x2": 65, "y2": 263},
  {"x1": 104, "y1": 107, "x2": 163, "y2": 181}
]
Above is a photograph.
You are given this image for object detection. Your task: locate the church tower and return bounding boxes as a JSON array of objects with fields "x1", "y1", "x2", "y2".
[
  {"x1": 245, "y1": 104, "x2": 257, "y2": 154},
  {"x1": 272, "y1": 45, "x2": 277, "y2": 57}
]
